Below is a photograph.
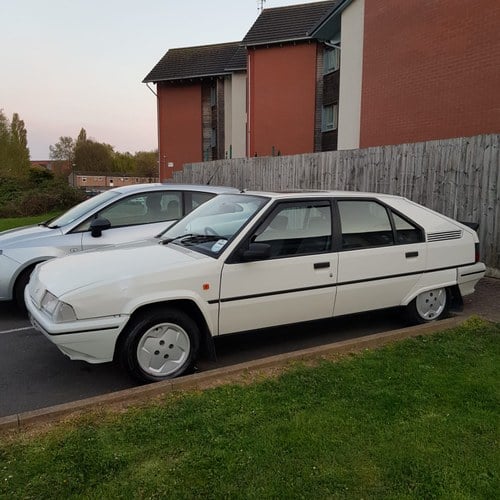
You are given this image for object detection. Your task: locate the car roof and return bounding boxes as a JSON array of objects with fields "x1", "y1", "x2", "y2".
[
  {"x1": 239, "y1": 190, "x2": 403, "y2": 201},
  {"x1": 109, "y1": 183, "x2": 240, "y2": 195}
]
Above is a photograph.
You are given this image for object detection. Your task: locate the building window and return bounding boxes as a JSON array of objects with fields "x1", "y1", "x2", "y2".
[
  {"x1": 323, "y1": 47, "x2": 340, "y2": 74},
  {"x1": 210, "y1": 86, "x2": 217, "y2": 107},
  {"x1": 211, "y1": 128, "x2": 217, "y2": 147},
  {"x1": 322, "y1": 104, "x2": 338, "y2": 132}
]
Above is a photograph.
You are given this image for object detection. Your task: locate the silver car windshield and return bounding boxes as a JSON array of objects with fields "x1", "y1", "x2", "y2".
[
  {"x1": 159, "y1": 194, "x2": 269, "y2": 255},
  {"x1": 47, "y1": 191, "x2": 120, "y2": 228}
]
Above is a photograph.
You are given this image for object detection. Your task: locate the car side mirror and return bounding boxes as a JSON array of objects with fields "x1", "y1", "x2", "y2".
[
  {"x1": 90, "y1": 218, "x2": 111, "y2": 238},
  {"x1": 241, "y1": 242, "x2": 271, "y2": 261}
]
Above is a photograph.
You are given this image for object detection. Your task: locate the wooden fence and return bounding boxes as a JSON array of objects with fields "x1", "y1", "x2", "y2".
[{"x1": 173, "y1": 134, "x2": 499, "y2": 276}]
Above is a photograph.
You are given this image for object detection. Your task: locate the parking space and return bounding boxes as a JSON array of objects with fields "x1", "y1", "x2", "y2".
[{"x1": 0, "y1": 278, "x2": 497, "y2": 418}]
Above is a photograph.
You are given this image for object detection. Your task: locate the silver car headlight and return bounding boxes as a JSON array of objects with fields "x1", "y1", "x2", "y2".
[{"x1": 41, "y1": 291, "x2": 77, "y2": 323}]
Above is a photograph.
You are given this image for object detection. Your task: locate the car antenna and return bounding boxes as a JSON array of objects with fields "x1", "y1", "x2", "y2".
[{"x1": 205, "y1": 162, "x2": 225, "y2": 185}]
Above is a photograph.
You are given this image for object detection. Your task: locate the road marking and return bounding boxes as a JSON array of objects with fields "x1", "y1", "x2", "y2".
[{"x1": 0, "y1": 326, "x2": 34, "y2": 335}]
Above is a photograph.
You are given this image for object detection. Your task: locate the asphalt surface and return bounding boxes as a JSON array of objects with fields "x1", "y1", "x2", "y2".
[{"x1": 0, "y1": 278, "x2": 498, "y2": 418}]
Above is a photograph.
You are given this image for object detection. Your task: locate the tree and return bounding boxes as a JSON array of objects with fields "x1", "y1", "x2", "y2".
[
  {"x1": 74, "y1": 139, "x2": 114, "y2": 173},
  {"x1": 49, "y1": 136, "x2": 75, "y2": 163},
  {"x1": 135, "y1": 150, "x2": 158, "y2": 177},
  {"x1": 0, "y1": 110, "x2": 30, "y2": 178},
  {"x1": 113, "y1": 151, "x2": 135, "y2": 174},
  {"x1": 10, "y1": 113, "x2": 30, "y2": 171},
  {"x1": 0, "y1": 110, "x2": 10, "y2": 173},
  {"x1": 76, "y1": 128, "x2": 87, "y2": 145}
]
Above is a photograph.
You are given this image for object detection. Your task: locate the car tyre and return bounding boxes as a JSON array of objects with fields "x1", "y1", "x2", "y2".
[
  {"x1": 406, "y1": 287, "x2": 449, "y2": 324},
  {"x1": 14, "y1": 266, "x2": 35, "y2": 312},
  {"x1": 119, "y1": 307, "x2": 200, "y2": 383}
]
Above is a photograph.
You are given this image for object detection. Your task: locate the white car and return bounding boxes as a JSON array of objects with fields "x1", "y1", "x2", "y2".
[
  {"x1": 26, "y1": 191, "x2": 485, "y2": 382},
  {"x1": 0, "y1": 183, "x2": 238, "y2": 307}
]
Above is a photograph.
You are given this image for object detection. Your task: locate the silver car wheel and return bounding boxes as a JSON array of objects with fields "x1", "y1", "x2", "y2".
[
  {"x1": 136, "y1": 322, "x2": 191, "y2": 377},
  {"x1": 415, "y1": 288, "x2": 447, "y2": 320}
]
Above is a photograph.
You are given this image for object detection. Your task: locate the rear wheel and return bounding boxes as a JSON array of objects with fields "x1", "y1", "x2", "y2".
[
  {"x1": 406, "y1": 287, "x2": 449, "y2": 324},
  {"x1": 119, "y1": 307, "x2": 200, "y2": 383}
]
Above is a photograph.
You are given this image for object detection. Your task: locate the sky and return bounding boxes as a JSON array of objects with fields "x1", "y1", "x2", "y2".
[{"x1": 1, "y1": 0, "x2": 324, "y2": 160}]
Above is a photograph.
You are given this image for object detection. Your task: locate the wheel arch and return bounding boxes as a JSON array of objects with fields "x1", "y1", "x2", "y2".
[
  {"x1": 401, "y1": 273, "x2": 457, "y2": 307},
  {"x1": 12, "y1": 260, "x2": 49, "y2": 305},
  {"x1": 114, "y1": 299, "x2": 216, "y2": 362}
]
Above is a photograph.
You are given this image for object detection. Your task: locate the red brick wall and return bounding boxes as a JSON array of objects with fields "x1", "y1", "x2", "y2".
[
  {"x1": 158, "y1": 83, "x2": 202, "y2": 180},
  {"x1": 360, "y1": 0, "x2": 500, "y2": 147},
  {"x1": 248, "y1": 43, "x2": 317, "y2": 156}
]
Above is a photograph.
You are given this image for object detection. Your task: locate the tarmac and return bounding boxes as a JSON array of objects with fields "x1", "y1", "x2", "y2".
[
  {"x1": 1, "y1": 277, "x2": 498, "y2": 435},
  {"x1": 461, "y1": 277, "x2": 500, "y2": 322}
]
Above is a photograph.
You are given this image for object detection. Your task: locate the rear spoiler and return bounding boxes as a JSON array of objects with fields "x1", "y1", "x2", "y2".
[{"x1": 459, "y1": 221, "x2": 479, "y2": 231}]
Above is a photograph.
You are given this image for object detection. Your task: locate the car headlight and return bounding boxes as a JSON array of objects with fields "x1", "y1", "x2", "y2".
[{"x1": 41, "y1": 291, "x2": 77, "y2": 323}]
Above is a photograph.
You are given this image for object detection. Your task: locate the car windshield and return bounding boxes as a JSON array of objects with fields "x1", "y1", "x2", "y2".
[
  {"x1": 159, "y1": 194, "x2": 269, "y2": 255},
  {"x1": 47, "y1": 191, "x2": 120, "y2": 228}
]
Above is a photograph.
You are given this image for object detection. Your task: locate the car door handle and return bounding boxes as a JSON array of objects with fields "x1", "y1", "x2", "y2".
[
  {"x1": 405, "y1": 251, "x2": 419, "y2": 258},
  {"x1": 314, "y1": 262, "x2": 330, "y2": 269}
]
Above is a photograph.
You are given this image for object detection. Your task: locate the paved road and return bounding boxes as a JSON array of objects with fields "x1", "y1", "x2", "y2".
[{"x1": 1, "y1": 278, "x2": 498, "y2": 417}]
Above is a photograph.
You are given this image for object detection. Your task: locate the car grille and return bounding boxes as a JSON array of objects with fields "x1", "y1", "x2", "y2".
[{"x1": 427, "y1": 230, "x2": 463, "y2": 242}]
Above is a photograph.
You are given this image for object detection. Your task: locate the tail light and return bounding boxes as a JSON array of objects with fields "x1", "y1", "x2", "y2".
[{"x1": 475, "y1": 243, "x2": 480, "y2": 263}]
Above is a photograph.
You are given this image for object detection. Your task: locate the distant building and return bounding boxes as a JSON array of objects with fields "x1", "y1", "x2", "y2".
[
  {"x1": 143, "y1": 42, "x2": 247, "y2": 180},
  {"x1": 144, "y1": 0, "x2": 500, "y2": 181},
  {"x1": 73, "y1": 173, "x2": 159, "y2": 191}
]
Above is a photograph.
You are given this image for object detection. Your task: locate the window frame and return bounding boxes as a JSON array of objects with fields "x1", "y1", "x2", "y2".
[
  {"x1": 323, "y1": 46, "x2": 340, "y2": 74},
  {"x1": 322, "y1": 103, "x2": 338, "y2": 132},
  {"x1": 333, "y1": 198, "x2": 425, "y2": 252},
  {"x1": 231, "y1": 199, "x2": 335, "y2": 261},
  {"x1": 70, "y1": 190, "x2": 185, "y2": 233}
]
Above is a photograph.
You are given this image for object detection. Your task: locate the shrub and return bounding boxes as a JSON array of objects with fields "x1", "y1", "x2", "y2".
[{"x1": 0, "y1": 170, "x2": 86, "y2": 217}]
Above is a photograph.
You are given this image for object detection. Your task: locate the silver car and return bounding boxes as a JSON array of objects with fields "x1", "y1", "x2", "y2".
[{"x1": 0, "y1": 183, "x2": 238, "y2": 307}]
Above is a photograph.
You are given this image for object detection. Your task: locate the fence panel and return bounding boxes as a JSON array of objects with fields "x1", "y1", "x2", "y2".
[{"x1": 173, "y1": 134, "x2": 499, "y2": 275}]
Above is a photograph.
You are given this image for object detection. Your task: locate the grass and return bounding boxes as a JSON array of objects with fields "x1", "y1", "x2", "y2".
[
  {"x1": 1, "y1": 318, "x2": 498, "y2": 499},
  {"x1": 0, "y1": 211, "x2": 62, "y2": 232}
]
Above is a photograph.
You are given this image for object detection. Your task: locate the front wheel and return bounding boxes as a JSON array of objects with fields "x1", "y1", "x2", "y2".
[
  {"x1": 406, "y1": 287, "x2": 449, "y2": 324},
  {"x1": 14, "y1": 266, "x2": 36, "y2": 312},
  {"x1": 119, "y1": 308, "x2": 200, "y2": 383}
]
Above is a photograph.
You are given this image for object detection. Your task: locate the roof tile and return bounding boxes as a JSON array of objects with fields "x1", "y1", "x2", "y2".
[
  {"x1": 143, "y1": 41, "x2": 244, "y2": 83},
  {"x1": 242, "y1": 0, "x2": 339, "y2": 46}
]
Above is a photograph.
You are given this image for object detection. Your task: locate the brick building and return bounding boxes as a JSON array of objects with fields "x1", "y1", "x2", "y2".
[
  {"x1": 144, "y1": 0, "x2": 500, "y2": 181},
  {"x1": 143, "y1": 42, "x2": 247, "y2": 180},
  {"x1": 73, "y1": 173, "x2": 159, "y2": 191}
]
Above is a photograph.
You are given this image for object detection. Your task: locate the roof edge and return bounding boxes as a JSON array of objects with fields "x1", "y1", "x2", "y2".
[
  {"x1": 143, "y1": 70, "x2": 234, "y2": 84},
  {"x1": 309, "y1": 0, "x2": 352, "y2": 37}
]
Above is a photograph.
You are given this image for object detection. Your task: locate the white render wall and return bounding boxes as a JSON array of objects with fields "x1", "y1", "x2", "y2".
[
  {"x1": 224, "y1": 72, "x2": 247, "y2": 159},
  {"x1": 338, "y1": 0, "x2": 365, "y2": 150}
]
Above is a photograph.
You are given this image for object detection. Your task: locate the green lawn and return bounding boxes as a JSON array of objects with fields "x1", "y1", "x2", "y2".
[
  {"x1": 1, "y1": 318, "x2": 498, "y2": 499},
  {"x1": 0, "y1": 212, "x2": 62, "y2": 232}
]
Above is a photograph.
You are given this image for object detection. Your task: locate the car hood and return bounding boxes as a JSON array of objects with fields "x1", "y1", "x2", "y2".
[
  {"x1": 0, "y1": 224, "x2": 63, "y2": 248},
  {"x1": 34, "y1": 240, "x2": 207, "y2": 297}
]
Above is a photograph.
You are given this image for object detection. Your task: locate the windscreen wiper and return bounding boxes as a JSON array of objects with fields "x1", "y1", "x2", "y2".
[
  {"x1": 160, "y1": 233, "x2": 197, "y2": 245},
  {"x1": 160, "y1": 234, "x2": 223, "y2": 246}
]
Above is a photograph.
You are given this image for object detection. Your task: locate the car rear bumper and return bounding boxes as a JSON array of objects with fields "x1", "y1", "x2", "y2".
[{"x1": 457, "y1": 262, "x2": 486, "y2": 297}]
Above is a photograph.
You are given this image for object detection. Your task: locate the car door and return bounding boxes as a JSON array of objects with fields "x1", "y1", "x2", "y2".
[
  {"x1": 218, "y1": 200, "x2": 338, "y2": 335},
  {"x1": 78, "y1": 191, "x2": 184, "y2": 249},
  {"x1": 333, "y1": 199, "x2": 427, "y2": 316}
]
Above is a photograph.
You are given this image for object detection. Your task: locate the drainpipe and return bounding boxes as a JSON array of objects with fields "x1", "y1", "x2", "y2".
[{"x1": 145, "y1": 82, "x2": 161, "y2": 181}]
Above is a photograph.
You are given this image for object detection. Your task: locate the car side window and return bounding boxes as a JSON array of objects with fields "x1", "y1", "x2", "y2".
[
  {"x1": 253, "y1": 202, "x2": 332, "y2": 257},
  {"x1": 338, "y1": 200, "x2": 393, "y2": 249},
  {"x1": 73, "y1": 192, "x2": 182, "y2": 232},
  {"x1": 186, "y1": 192, "x2": 215, "y2": 214},
  {"x1": 392, "y1": 211, "x2": 423, "y2": 244}
]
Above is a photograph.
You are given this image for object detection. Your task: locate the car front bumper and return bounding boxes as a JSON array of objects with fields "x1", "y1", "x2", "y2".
[
  {"x1": 26, "y1": 287, "x2": 128, "y2": 364},
  {"x1": 0, "y1": 253, "x2": 20, "y2": 301}
]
